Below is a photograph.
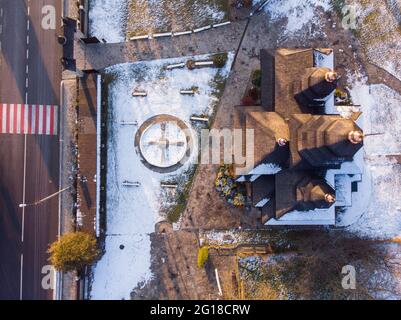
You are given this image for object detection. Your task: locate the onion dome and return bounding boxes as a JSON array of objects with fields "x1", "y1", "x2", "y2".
[{"x1": 308, "y1": 67, "x2": 338, "y2": 99}]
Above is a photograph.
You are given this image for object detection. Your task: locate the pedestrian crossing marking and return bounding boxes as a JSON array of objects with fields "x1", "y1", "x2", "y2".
[{"x1": 0, "y1": 104, "x2": 58, "y2": 135}]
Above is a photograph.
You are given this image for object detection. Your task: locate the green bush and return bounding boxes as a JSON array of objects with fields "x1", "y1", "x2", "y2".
[
  {"x1": 252, "y1": 70, "x2": 262, "y2": 87},
  {"x1": 197, "y1": 246, "x2": 209, "y2": 268},
  {"x1": 213, "y1": 53, "x2": 228, "y2": 68}
]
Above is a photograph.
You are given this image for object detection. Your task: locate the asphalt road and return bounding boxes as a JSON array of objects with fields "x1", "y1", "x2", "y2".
[{"x1": 0, "y1": 0, "x2": 61, "y2": 300}]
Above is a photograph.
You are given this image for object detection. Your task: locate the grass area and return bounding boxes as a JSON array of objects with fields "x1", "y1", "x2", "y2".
[
  {"x1": 238, "y1": 233, "x2": 401, "y2": 300},
  {"x1": 127, "y1": 0, "x2": 230, "y2": 37},
  {"x1": 164, "y1": 166, "x2": 197, "y2": 223},
  {"x1": 208, "y1": 55, "x2": 231, "y2": 128}
]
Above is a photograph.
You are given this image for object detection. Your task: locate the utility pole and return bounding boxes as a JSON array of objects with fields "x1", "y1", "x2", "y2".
[{"x1": 19, "y1": 186, "x2": 71, "y2": 208}]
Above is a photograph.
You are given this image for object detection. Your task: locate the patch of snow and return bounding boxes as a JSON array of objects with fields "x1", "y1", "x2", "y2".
[
  {"x1": 201, "y1": 229, "x2": 294, "y2": 247},
  {"x1": 201, "y1": 229, "x2": 269, "y2": 246},
  {"x1": 347, "y1": 165, "x2": 401, "y2": 238},
  {"x1": 236, "y1": 174, "x2": 261, "y2": 182},
  {"x1": 202, "y1": 230, "x2": 241, "y2": 245},
  {"x1": 90, "y1": 53, "x2": 234, "y2": 300},
  {"x1": 89, "y1": 0, "x2": 127, "y2": 43},
  {"x1": 265, "y1": 208, "x2": 335, "y2": 226},
  {"x1": 337, "y1": 77, "x2": 401, "y2": 239},
  {"x1": 349, "y1": 0, "x2": 401, "y2": 80},
  {"x1": 314, "y1": 49, "x2": 334, "y2": 69},
  {"x1": 255, "y1": 198, "x2": 270, "y2": 208},
  {"x1": 249, "y1": 163, "x2": 282, "y2": 175},
  {"x1": 260, "y1": 0, "x2": 332, "y2": 36},
  {"x1": 76, "y1": 208, "x2": 83, "y2": 227},
  {"x1": 334, "y1": 175, "x2": 352, "y2": 207},
  {"x1": 250, "y1": 174, "x2": 260, "y2": 182},
  {"x1": 91, "y1": 234, "x2": 151, "y2": 300},
  {"x1": 337, "y1": 104, "x2": 362, "y2": 119}
]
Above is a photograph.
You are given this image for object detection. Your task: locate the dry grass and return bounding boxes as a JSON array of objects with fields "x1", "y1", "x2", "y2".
[
  {"x1": 126, "y1": 0, "x2": 230, "y2": 37},
  {"x1": 238, "y1": 232, "x2": 401, "y2": 300},
  {"x1": 344, "y1": 0, "x2": 401, "y2": 78}
]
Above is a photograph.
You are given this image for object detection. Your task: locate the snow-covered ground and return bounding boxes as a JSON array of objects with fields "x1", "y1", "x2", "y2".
[
  {"x1": 255, "y1": 0, "x2": 332, "y2": 37},
  {"x1": 90, "y1": 53, "x2": 233, "y2": 300},
  {"x1": 89, "y1": 0, "x2": 128, "y2": 43},
  {"x1": 254, "y1": 0, "x2": 401, "y2": 81},
  {"x1": 342, "y1": 81, "x2": 401, "y2": 239},
  {"x1": 349, "y1": 0, "x2": 401, "y2": 80}
]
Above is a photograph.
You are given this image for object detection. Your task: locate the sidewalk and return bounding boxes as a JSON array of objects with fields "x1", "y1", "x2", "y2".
[
  {"x1": 75, "y1": 21, "x2": 247, "y2": 71},
  {"x1": 59, "y1": 76, "x2": 79, "y2": 300},
  {"x1": 58, "y1": 72, "x2": 101, "y2": 299},
  {"x1": 76, "y1": 73, "x2": 99, "y2": 235}
]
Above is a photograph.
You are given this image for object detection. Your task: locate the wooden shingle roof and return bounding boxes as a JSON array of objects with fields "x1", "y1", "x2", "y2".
[
  {"x1": 237, "y1": 48, "x2": 364, "y2": 223},
  {"x1": 274, "y1": 48, "x2": 314, "y2": 117},
  {"x1": 275, "y1": 170, "x2": 335, "y2": 218},
  {"x1": 275, "y1": 170, "x2": 307, "y2": 218},
  {"x1": 233, "y1": 106, "x2": 290, "y2": 175},
  {"x1": 251, "y1": 175, "x2": 275, "y2": 206},
  {"x1": 292, "y1": 115, "x2": 363, "y2": 168},
  {"x1": 260, "y1": 49, "x2": 275, "y2": 111}
]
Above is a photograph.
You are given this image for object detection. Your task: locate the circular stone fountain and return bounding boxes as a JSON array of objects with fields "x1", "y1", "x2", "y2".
[{"x1": 135, "y1": 115, "x2": 193, "y2": 173}]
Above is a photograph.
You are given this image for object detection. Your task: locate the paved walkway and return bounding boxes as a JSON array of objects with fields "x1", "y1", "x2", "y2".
[
  {"x1": 75, "y1": 21, "x2": 247, "y2": 71},
  {"x1": 59, "y1": 78, "x2": 79, "y2": 300},
  {"x1": 365, "y1": 61, "x2": 401, "y2": 96}
]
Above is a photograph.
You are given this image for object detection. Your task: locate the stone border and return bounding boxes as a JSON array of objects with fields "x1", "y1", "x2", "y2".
[
  {"x1": 134, "y1": 114, "x2": 194, "y2": 174},
  {"x1": 127, "y1": 0, "x2": 270, "y2": 42},
  {"x1": 128, "y1": 21, "x2": 231, "y2": 41}
]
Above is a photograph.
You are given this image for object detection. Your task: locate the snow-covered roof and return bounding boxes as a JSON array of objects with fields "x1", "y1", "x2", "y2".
[
  {"x1": 265, "y1": 207, "x2": 335, "y2": 226},
  {"x1": 249, "y1": 163, "x2": 282, "y2": 175}
]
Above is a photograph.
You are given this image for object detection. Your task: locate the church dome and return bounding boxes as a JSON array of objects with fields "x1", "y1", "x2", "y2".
[
  {"x1": 296, "y1": 178, "x2": 336, "y2": 210},
  {"x1": 325, "y1": 119, "x2": 363, "y2": 158},
  {"x1": 308, "y1": 67, "x2": 338, "y2": 99}
]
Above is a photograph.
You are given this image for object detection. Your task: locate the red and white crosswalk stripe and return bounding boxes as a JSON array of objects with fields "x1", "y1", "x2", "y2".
[{"x1": 0, "y1": 104, "x2": 58, "y2": 135}]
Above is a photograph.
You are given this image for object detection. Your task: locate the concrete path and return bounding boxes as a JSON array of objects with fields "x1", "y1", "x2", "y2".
[
  {"x1": 75, "y1": 21, "x2": 247, "y2": 71},
  {"x1": 366, "y1": 62, "x2": 401, "y2": 96}
]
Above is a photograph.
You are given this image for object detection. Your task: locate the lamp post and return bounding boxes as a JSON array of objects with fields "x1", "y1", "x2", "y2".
[{"x1": 19, "y1": 186, "x2": 71, "y2": 208}]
